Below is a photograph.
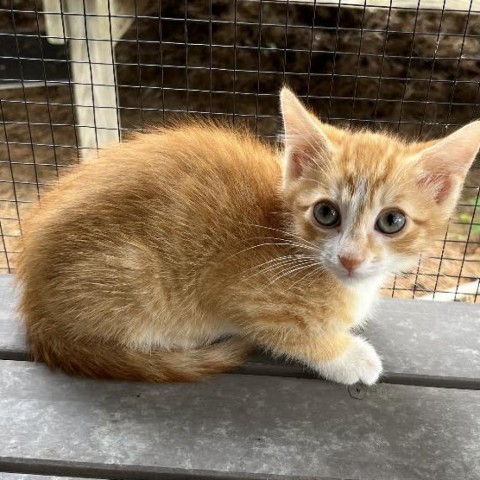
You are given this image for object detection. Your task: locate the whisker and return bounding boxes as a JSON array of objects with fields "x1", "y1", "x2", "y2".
[
  {"x1": 241, "y1": 256, "x2": 308, "y2": 282},
  {"x1": 242, "y1": 254, "x2": 312, "y2": 275},
  {"x1": 221, "y1": 241, "x2": 298, "y2": 263},
  {"x1": 246, "y1": 235, "x2": 321, "y2": 254},
  {"x1": 284, "y1": 264, "x2": 325, "y2": 292},
  {"x1": 254, "y1": 260, "x2": 315, "y2": 283},
  {"x1": 268, "y1": 261, "x2": 317, "y2": 286},
  {"x1": 243, "y1": 223, "x2": 321, "y2": 251}
]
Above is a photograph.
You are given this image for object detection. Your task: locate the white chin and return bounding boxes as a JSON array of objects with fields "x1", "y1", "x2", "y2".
[
  {"x1": 337, "y1": 274, "x2": 366, "y2": 285},
  {"x1": 332, "y1": 269, "x2": 378, "y2": 286}
]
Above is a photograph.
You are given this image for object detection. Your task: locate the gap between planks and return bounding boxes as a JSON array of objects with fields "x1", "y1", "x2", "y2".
[
  {"x1": 1, "y1": 355, "x2": 479, "y2": 391},
  {"x1": 0, "y1": 457, "x2": 341, "y2": 480}
]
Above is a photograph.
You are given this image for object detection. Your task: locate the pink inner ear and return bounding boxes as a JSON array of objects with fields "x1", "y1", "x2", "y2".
[
  {"x1": 290, "y1": 150, "x2": 305, "y2": 178},
  {"x1": 288, "y1": 142, "x2": 317, "y2": 179},
  {"x1": 419, "y1": 173, "x2": 453, "y2": 203}
]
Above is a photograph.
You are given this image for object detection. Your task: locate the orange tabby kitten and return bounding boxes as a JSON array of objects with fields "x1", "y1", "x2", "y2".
[{"x1": 16, "y1": 88, "x2": 480, "y2": 385}]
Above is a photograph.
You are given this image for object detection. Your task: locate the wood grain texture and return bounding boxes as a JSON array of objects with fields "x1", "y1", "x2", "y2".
[{"x1": 1, "y1": 360, "x2": 479, "y2": 480}]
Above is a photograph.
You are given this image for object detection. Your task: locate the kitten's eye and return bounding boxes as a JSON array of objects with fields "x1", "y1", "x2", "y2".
[
  {"x1": 313, "y1": 201, "x2": 341, "y2": 227},
  {"x1": 376, "y1": 210, "x2": 406, "y2": 235}
]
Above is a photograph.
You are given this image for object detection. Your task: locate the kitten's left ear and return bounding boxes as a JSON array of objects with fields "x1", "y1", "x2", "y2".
[{"x1": 417, "y1": 121, "x2": 480, "y2": 206}]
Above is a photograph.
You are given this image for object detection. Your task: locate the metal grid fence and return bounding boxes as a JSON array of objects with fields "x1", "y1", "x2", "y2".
[{"x1": 0, "y1": 0, "x2": 479, "y2": 301}]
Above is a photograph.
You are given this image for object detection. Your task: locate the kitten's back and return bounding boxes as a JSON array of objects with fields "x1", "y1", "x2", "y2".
[{"x1": 16, "y1": 124, "x2": 282, "y2": 381}]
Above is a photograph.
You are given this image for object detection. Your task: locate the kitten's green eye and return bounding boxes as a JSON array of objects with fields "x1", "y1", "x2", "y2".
[
  {"x1": 313, "y1": 201, "x2": 341, "y2": 228},
  {"x1": 376, "y1": 210, "x2": 406, "y2": 235}
]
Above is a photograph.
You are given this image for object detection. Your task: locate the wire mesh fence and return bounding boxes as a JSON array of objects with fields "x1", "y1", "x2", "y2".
[{"x1": 0, "y1": 0, "x2": 479, "y2": 301}]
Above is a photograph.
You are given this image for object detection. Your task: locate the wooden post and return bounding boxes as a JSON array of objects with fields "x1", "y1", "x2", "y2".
[{"x1": 42, "y1": 0, "x2": 144, "y2": 156}]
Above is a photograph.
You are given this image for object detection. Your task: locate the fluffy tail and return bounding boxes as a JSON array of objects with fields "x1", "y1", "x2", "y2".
[{"x1": 27, "y1": 332, "x2": 250, "y2": 382}]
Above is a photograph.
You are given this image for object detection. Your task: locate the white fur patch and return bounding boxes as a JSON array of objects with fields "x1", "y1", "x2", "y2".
[
  {"x1": 315, "y1": 336, "x2": 382, "y2": 385},
  {"x1": 350, "y1": 276, "x2": 384, "y2": 327}
]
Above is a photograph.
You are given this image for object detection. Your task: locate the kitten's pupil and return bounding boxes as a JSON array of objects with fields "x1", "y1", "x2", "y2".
[
  {"x1": 376, "y1": 210, "x2": 406, "y2": 234},
  {"x1": 313, "y1": 201, "x2": 340, "y2": 227}
]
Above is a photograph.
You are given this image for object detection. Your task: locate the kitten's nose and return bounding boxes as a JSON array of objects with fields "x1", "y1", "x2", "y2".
[{"x1": 338, "y1": 255, "x2": 364, "y2": 272}]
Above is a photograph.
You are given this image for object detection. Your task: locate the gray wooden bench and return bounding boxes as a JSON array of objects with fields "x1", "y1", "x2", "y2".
[{"x1": 1, "y1": 274, "x2": 479, "y2": 480}]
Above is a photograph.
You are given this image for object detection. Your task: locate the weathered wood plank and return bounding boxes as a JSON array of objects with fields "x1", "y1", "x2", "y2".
[
  {"x1": 1, "y1": 360, "x2": 479, "y2": 480},
  {"x1": 2, "y1": 275, "x2": 479, "y2": 384},
  {"x1": 367, "y1": 299, "x2": 480, "y2": 380},
  {"x1": 0, "y1": 460, "x2": 335, "y2": 480},
  {"x1": 0, "y1": 458, "x2": 323, "y2": 480}
]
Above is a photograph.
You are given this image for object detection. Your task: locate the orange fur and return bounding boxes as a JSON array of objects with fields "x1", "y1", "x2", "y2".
[{"x1": 15, "y1": 89, "x2": 480, "y2": 384}]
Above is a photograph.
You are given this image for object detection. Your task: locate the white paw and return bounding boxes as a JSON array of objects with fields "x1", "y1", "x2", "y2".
[{"x1": 316, "y1": 336, "x2": 382, "y2": 385}]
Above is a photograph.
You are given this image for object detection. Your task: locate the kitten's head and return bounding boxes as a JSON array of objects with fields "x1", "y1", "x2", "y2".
[{"x1": 280, "y1": 87, "x2": 480, "y2": 286}]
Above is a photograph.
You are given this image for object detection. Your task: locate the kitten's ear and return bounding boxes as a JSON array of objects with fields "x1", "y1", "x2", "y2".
[
  {"x1": 416, "y1": 121, "x2": 480, "y2": 206},
  {"x1": 280, "y1": 87, "x2": 333, "y2": 186}
]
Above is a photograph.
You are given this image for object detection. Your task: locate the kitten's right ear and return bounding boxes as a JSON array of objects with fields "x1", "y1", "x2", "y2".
[{"x1": 280, "y1": 87, "x2": 333, "y2": 186}]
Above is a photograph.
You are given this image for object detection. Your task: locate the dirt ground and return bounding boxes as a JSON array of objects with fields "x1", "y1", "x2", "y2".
[{"x1": 1, "y1": 1, "x2": 479, "y2": 301}]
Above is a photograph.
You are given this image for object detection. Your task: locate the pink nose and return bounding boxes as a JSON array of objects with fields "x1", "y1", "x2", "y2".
[{"x1": 338, "y1": 255, "x2": 364, "y2": 272}]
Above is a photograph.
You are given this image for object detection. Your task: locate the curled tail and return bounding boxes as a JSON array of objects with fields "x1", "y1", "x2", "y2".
[{"x1": 27, "y1": 332, "x2": 250, "y2": 382}]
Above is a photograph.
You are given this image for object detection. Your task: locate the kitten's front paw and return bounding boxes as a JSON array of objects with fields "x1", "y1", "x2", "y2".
[{"x1": 316, "y1": 336, "x2": 382, "y2": 385}]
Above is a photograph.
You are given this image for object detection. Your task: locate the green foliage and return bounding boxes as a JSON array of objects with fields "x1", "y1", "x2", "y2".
[{"x1": 459, "y1": 196, "x2": 480, "y2": 236}]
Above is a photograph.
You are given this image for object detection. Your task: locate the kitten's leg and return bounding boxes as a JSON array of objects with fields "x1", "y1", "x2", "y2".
[{"x1": 245, "y1": 324, "x2": 382, "y2": 385}]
